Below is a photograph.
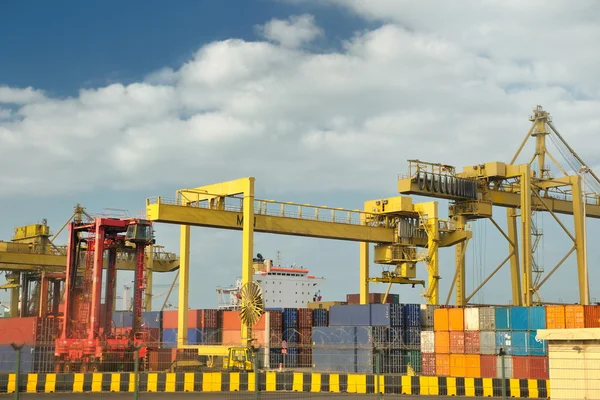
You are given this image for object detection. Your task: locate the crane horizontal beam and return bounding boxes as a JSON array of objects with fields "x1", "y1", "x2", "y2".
[
  {"x1": 398, "y1": 179, "x2": 600, "y2": 219},
  {"x1": 0, "y1": 242, "x2": 179, "y2": 272},
  {"x1": 146, "y1": 199, "x2": 396, "y2": 243}
]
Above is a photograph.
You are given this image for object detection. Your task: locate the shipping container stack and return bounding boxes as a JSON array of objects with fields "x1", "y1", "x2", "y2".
[
  {"x1": 0, "y1": 316, "x2": 59, "y2": 373},
  {"x1": 161, "y1": 309, "x2": 221, "y2": 347}
]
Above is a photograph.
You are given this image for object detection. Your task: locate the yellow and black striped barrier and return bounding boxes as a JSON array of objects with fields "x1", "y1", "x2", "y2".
[{"x1": 0, "y1": 372, "x2": 550, "y2": 398}]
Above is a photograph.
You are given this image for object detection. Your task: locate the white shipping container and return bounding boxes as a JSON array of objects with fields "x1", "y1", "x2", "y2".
[
  {"x1": 479, "y1": 307, "x2": 496, "y2": 330},
  {"x1": 419, "y1": 304, "x2": 436, "y2": 330},
  {"x1": 496, "y1": 355, "x2": 513, "y2": 379},
  {"x1": 420, "y1": 331, "x2": 435, "y2": 353},
  {"x1": 464, "y1": 308, "x2": 480, "y2": 331},
  {"x1": 480, "y1": 331, "x2": 496, "y2": 355}
]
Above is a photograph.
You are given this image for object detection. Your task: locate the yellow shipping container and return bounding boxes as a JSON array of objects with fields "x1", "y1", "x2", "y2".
[
  {"x1": 546, "y1": 305, "x2": 566, "y2": 329},
  {"x1": 434, "y1": 308, "x2": 449, "y2": 331},
  {"x1": 448, "y1": 308, "x2": 465, "y2": 331},
  {"x1": 307, "y1": 301, "x2": 345, "y2": 310},
  {"x1": 565, "y1": 305, "x2": 585, "y2": 329}
]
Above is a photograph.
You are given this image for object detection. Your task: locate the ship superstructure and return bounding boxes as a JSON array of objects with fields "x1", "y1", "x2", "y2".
[{"x1": 216, "y1": 253, "x2": 325, "y2": 310}]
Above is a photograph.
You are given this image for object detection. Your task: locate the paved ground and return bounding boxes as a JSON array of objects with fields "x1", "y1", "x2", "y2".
[{"x1": 0, "y1": 393, "x2": 541, "y2": 399}]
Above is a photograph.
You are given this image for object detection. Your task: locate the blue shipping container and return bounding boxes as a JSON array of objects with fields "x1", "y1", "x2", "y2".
[
  {"x1": 312, "y1": 309, "x2": 328, "y2": 327},
  {"x1": 495, "y1": 307, "x2": 511, "y2": 330},
  {"x1": 312, "y1": 348, "x2": 356, "y2": 373},
  {"x1": 161, "y1": 328, "x2": 177, "y2": 348},
  {"x1": 370, "y1": 304, "x2": 392, "y2": 326},
  {"x1": 329, "y1": 305, "x2": 371, "y2": 326},
  {"x1": 356, "y1": 349, "x2": 375, "y2": 373},
  {"x1": 188, "y1": 328, "x2": 220, "y2": 344},
  {"x1": 283, "y1": 308, "x2": 299, "y2": 328},
  {"x1": 283, "y1": 328, "x2": 298, "y2": 343},
  {"x1": 511, "y1": 331, "x2": 528, "y2": 355},
  {"x1": 528, "y1": 307, "x2": 547, "y2": 330},
  {"x1": 495, "y1": 331, "x2": 512, "y2": 355},
  {"x1": 355, "y1": 326, "x2": 390, "y2": 347},
  {"x1": 404, "y1": 327, "x2": 421, "y2": 347},
  {"x1": 0, "y1": 345, "x2": 34, "y2": 373},
  {"x1": 403, "y1": 304, "x2": 421, "y2": 327},
  {"x1": 142, "y1": 311, "x2": 162, "y2": 329},
  {"x1": 284, "y1": 347, "x2": 299, "y2": 368},
  {"x1": 312, "y1": 326, "x2": 356, "y2": 347},
  {"x1": 390, "y1": 304, "x2": 403, "y2": 326},
  {"x1": 528, "y1": 331, "x2": 547, "y2": 356},
  {"x1": 510, "y1": 307, "x2": 528, "y2": 331},
  {"x1": 388, "y1": 327, "x2": 404, "y2": 346}
]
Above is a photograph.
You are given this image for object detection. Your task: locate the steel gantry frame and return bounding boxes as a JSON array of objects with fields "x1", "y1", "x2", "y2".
[
  {"x1": 0, "y1": 204, "x2": 180, "y2": 317},
  {"x1": 145, "y1": 178, "x2": 471, "y2": 349},
  {"x1": 398, "y1": 105, "x2": 599, "y2": 307}
]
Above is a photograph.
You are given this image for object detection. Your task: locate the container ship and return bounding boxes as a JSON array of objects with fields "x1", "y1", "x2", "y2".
[{"x1": 215, "y1": 253, "x2": 326, "y2": 310}]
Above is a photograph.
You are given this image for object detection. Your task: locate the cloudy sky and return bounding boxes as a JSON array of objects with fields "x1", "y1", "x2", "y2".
[{"x1": 1, "y1": 0, "x2": 599, "y2": 310}]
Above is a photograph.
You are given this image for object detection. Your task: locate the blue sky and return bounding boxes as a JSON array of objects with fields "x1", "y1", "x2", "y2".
[{"x1": 1, "y1": 0, "x2": 599, "y2": 311}]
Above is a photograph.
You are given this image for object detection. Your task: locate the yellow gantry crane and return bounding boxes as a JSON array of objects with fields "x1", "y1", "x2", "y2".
[
  {"x1": 0, "y1": 204, "x2": 180, "y2": 316},
  {"x1": 145, "y1": 178, "x2": 470, "y2": 352},
  {"x1": 398, "y1": 105, "x2": 599, "y2": 307}
]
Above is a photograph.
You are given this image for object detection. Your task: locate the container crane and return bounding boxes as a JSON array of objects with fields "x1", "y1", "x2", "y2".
[
  {"x1": 54, "y1": 217, "x2": 155, "y2": 373},
  {"x1": 398, "y1": 105, "x2": 600, "y2": 307}
]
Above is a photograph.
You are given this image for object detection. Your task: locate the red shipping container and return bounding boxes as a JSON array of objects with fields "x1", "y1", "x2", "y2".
[
  {"x1": 480, "y1": 355, "x2": 497, "y2": 378},
  {"x1": 269, "y1": 330, "x2": 283, "y2": 347},
  {"x1": 0, "y1": 317, "x2": 40, "y2": 345},
  {"x1": 142, "y1": 328, "x2": 161, "y2": 345},
  {"x1": 512, "y1": 356, "x2": 529, "y2": 379},
  {"x1": 450, "y1": 331, "x2": 465, "y2": 354},
  {"x1": 147, "y1": 348, "x2": 172, "y2": 372},
  {"x1": 436, "y1": 353, "x2": 450, "y2": 376},
  {"x1": 298, "y1": 327, "x2": 312, "y2": 346},
  {"x1": 268, "y1": 310, "x2": 283, "y2": 330},
  {"x1": 528, "y1": 356, "x2": 549, "y2": 380},
  {"x1": 464, "y1": 331, "x2": 480, "y2": 354},
  {"x1": 346, "y1": 293, "x2": 383, "y2": 304},
  {"x1": 162, "y1": 309, "x2": 220, "y2": 329},
  {"x1": 421, "y1": 353, "x2": 436, "y2": 376},
  {"x1": 299, "y1": 347, "x2": 312, "y2": 367},
  {"x1": 584, "y1": 305, "x2": 600, "y2": 328},
  {"x1": 298, "y1": 309, "x2": 312, "y2": 328}
]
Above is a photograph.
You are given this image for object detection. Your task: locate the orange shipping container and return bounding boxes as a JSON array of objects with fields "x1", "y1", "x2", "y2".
[
  {"x1": 436, "y1": 353, "x2": 450, "y2": 376},
  {"x1": 221, "y1": 311, "x2": 266, "y2": 330},
  {"x1": 434, "y1": 308, "x2": 449, "y2": 331},
  {"x1": 545, "y1": 305, "x2": 566, "y2": 329},
  {"x1": 448, "y1": 308, "x2": 464, "y2": 331},
  {"x1": 221, "y1": 329, "x2": 266, "y2": 346},
  {"x1": 565, "y1": 305, "x2": 585, "y2": 328},
  {"x1": 464, "y1": 354, "x2": 481, "y2": 378},
  {"x1": 435, "y1": 331, "x2": 450, "y2": 354},
  {"x1": 584, "y1": 305, "x2": 600, "y2": 328},
  {"x1": 449, "y1": 354, "x2": 466, "y2": 377},
  {"x1": 450, "y1": 331, "x2": 465, "y2": 354}
]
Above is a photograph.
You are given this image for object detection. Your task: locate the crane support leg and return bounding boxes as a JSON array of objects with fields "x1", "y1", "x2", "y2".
[
  {"x1": 241, "y1": 178, "x2": 255, "y2": 344},
  {"x1": 177, "y1": 225, "x2": 190, "y2": 347},
  {"x1": 506, "y1": 208, "x2": 522, "y2": 305},
  {"x1": 10, "y1": 273, "x2": 20, "y2": 317},
  {"x1": 90, "y1": 224, "x2": 105, "y2": 341},
  {"x1": 520, "y1": 167, "x2": 533, "y2": 306},
  {"x1": 359, "y1": 242, "x2": 369, "y2": 304},
  {"x1": 571, "y1": 175, "x2": 590, "y2": 305},
  {"x1": 105, "y1": 249, "x2": 117, "y2": 333},
  {"x1": 145, "y1": 246, "x2": 154, "y2": 312},
  {"x1": 454, "y1": 215, "x2": 467, "y2": 306}
]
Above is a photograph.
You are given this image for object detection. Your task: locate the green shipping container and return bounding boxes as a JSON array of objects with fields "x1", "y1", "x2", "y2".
[{"x1": 403, "y1": 350, "x2": 422, "y2": 373}]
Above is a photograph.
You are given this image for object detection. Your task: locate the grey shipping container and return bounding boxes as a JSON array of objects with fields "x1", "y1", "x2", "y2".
[
  {"x1": 312, "y1": 326, "x2": 356, "y2": 348},
  {"x1": 329, "y1": 305, "x2": 371, "y2": 326},
  {"x1": 496, "y1": 355, "x2": 513, "y2": 379},
  {"x1": 0, "y1": 345, "x2": 34, "y2": 373},
  {"x1": 312, "y1": 348, "x2": 356, "y2": 373},
  {"x1": 479, "y1": 307, "x2": 496, "y2": 331},
  {"x1": 419, "y1": 305, "x2": 437, "y2": 330},
  {"x1": 370, "y1": 304, "x2": 392, "y2": 326},
  {"x1": 480, "y1": 331, "x2": 496, "y2": 355}
]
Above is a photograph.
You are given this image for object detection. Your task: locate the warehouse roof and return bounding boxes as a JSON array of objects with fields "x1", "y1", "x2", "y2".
[{"x1": 537, "y1": 328, "x2": 600, "y2": 341}]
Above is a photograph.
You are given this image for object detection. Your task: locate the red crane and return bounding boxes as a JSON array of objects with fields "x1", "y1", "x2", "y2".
[{"x1": 54, "y1": 217, "x2": 154, "y2": 373}]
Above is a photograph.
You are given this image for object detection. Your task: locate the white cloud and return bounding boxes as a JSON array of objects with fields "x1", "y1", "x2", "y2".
[
  {"x1": 256, "y1": 14, "x2": 324, "y2": 48},
  {"x1": 1, "y1": 6, "x2": 599, "y2": 198},
  {"x1": 0, "y1": 86, "x2": 45, "y2": 104}
]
